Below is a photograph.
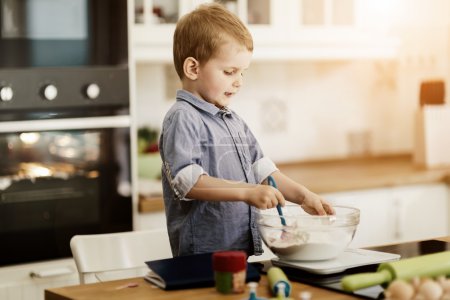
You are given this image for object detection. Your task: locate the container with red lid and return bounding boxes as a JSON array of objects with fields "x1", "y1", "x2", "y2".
[{"x1": 212, "y1": 251, "x2": 247, "y2": 294}]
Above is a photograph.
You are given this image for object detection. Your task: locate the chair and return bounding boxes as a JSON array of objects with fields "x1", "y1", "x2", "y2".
[{"x1": 70, "y1": 229, "x2": 172, "y2": 284}]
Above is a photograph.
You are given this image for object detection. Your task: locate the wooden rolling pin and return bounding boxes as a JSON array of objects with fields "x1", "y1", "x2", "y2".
[{"x1": 342, "y1": 251, "x2": 450, "y2": 292}]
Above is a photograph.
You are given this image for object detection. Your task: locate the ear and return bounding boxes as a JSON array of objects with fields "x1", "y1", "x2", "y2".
[{"x1": 183, "y1": 57, "x2": 200, "y2": 80}]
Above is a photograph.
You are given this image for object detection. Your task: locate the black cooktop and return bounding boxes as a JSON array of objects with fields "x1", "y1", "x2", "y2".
[{"x1": 273, "y1": 240, "x2": 450, "y2": 299}]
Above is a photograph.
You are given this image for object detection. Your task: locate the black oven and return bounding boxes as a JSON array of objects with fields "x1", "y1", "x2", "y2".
[
  {"x1": 0, "y1": 0, "x2": 128, "y2": 115},
  {"x1": 0, "y1": 0, "x2": 127, "y2": 69},
  {"x1": 0, "y1": 0, "x2": 132, "y2": 266}
]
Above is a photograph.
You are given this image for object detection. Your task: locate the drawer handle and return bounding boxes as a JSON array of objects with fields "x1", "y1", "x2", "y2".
[{"x1": 30, "y1": 266, "x2": 74, "y2": 278}]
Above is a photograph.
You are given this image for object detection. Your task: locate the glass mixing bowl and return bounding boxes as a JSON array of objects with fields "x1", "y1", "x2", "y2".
[{"x1": 256, "y1": 205, "x2": 360, "y2": 261}]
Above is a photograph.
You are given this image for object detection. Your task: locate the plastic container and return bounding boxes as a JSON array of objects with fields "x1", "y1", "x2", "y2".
[{"x1": 212, "y1": 251, "x2": 247, "y2": 294}]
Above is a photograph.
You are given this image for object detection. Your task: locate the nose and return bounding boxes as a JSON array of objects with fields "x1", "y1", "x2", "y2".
[{"x1": 233, "y1": 74, "x2": 243, "y2": 87}]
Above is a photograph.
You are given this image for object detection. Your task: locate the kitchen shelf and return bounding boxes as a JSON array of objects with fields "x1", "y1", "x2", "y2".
[
  {"x1": 139, "y1": 195, "x2": 164, "y2": 213},
  {"x1": 251, "y1": 35, "x2": 399, "y2": 61},
  {"x1": 131, "y1": 0, "x2": 400, "y2": 63},
  {"x1": 132, "y1": 24, "x2": 400, "y2": 63}
]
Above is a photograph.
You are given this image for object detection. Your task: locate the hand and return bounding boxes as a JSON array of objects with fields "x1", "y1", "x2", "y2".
[
  {"x1": 244, "y1": 185, "x2": 286, "y2": 209},
  {"x1": 301, "y1": 189, "x2": 335, "y2": 215}
]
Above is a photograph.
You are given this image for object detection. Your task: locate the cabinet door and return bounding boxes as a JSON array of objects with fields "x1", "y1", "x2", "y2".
[
  {"x1": 392, "y1": 183, "x2": 449, "y2": 242},
  {"x1": 323, "y1": 188, "x2": 395, "y2": 248},
  {"x1": 0, "y1": 258, "x2": 78, "y2": 300}
]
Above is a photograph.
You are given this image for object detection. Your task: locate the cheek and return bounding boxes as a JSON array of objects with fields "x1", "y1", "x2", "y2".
[
  {"x1": 209, "y1": 75, "x2": 226, "y2": 90},
  {"x1": 202, "y1": 70, "x2": 220, "y2": 84}
]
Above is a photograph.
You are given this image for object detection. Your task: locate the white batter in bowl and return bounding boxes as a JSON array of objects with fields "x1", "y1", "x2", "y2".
[{"x1": 257, "y1": 205, "x2": 360, "y2": 261}]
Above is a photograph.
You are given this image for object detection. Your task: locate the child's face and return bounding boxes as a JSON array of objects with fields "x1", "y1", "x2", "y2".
[{"x1": 194, "y1": 39, "x2": 252, "y2": 108}]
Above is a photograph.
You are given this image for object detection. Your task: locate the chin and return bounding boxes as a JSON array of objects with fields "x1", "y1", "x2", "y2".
[
  {"x1": 209, "y1": 96, "x2": 231, "y2": 108},
  {"x1": 220, "y1": 98, "x2": 232, "y2": 107}
]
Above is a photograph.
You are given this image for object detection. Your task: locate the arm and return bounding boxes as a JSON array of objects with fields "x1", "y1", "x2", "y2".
[
  {"x1": 268, "y1": 171, "x2": 334, "y2": 215},
  {"x1": 186, "y1": 174, "x2": 286, "y2": 210}
]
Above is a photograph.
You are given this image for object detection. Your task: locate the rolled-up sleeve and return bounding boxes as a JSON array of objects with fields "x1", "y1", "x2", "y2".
[
  {"x1": 172, "y1": 164, "x2": 207, "y2": 199},
  {"x1": 161, "y1": 109, "x2": 207, "y2": 200},
  {"x1": 253, "y1": 156, "x2": 278, "y2": 184}
]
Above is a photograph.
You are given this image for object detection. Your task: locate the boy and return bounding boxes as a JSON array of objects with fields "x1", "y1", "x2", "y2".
[{"x1": 159, "y1": 3, "x2": 333, "y2": 257}]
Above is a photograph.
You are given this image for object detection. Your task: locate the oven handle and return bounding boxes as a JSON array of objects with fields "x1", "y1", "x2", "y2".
[{"x1": 0, "y1": 115, "x2": 131, "y2": 132}]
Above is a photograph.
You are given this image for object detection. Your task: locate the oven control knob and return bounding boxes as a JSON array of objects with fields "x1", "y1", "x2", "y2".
[
  {"x1": 0, "y1": 86, "x2": 13, "y2": 102},
  {"x1": 41, "y1": 84, "x2": 58, "y2": 101},
  {"x1": 84, "y1": 83, "x2": 100, "y2": 100}
]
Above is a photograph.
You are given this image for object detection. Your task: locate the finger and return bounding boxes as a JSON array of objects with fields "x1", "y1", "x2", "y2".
[
  {"x1": 274, "y1": 190, "x2": 286, "y2": 207},
  {"x1": 301, "y1": 203, "x2": 326, "y2": 216},
  {"x1": 257, "y1": 198, "x2": 269, "y2": 210},
  {"x1": 315, "y1": 204, "x2": 327, "y2": 216},
  {"x1": 265, "y1": 187, "x2": 278, "y2": 208},
  {"x1": 270, "y1": 194, "x2": 278, "y2": 208},
  {"x1": 323, "y1": 202, "x2": 335, "y2": 215},
  {"x1": 261, "y1": 195, "x2": 271, "y2": 209},
  {"x1": 301, "y1": 205, "x2": 316, "y2": 215},
  {"x1": 269, "y1": 193, "x2": 277, "y2": 209},
  {"x1": 320, "y1": 198, "x2": 335, "y2": 215},
  {"x1": 260, "y1": 204, "x2": 269, "y2": 210},
  {"x1": 269, "y1": 201, "x2": 276, "y2": 209}
]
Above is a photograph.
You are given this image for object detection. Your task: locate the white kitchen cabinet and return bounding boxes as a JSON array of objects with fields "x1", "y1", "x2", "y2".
[
  {"x1": 323, "y1": 187, "x2": 395, "y2": 248},
  {"x1": 391, "y1": 184, "x2": 449, "y2": 242},
  {"x1": 0, "y1": 258, "x2": 78, "y2": 300},
  {"x1": 131, "y1": 0, "x2": 399, "y2": 62},
  {"x1": 323, "y1": 183, "x2": 449, "y2": 248}
]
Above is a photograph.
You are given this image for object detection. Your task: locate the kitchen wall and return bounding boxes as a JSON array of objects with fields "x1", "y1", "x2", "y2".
[{"x1": 134, "y1": 0, "x2": 450, "y2": 163}]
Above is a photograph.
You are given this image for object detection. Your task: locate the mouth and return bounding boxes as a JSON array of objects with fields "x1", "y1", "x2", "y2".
[{"x1": 224, "y1": 92, "x2": 234, "y2": 97}]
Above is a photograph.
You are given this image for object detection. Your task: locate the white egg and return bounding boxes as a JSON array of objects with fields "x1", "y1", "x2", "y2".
[
  {"x1": 385, "y1": 280, "x2": 415, "y2": 300},
  {"x1": 411, "y1": 277, "x2": 421, "y2": 291},
  {"x1": 440, "y1": 278, "x2": 450, "y2": 293},
  {"x1": 417, "y1": 280, "x2": 443, "y2": 300}
]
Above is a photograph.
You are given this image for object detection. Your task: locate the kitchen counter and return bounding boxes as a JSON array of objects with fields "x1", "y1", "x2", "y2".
[
  {"x1": 139, "y1": 154, "x2": 450, "y2": 213},
  {"x1": 278, "y1": 154, "x2": 450, "y2": 194},
  {"x1": 45, "y1": 271, "x2": 357, "y2": 300},
  {"x1": 44, "y1": 237, "x2": 450, "y2": 300}
]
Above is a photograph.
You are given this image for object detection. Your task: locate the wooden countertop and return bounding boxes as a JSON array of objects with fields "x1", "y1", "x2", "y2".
[
  {"x1": 139, "y1": 154, "x2": 450, "y2": 213},
  {"x1": 45, "y1": 238, "x2": 450, "y2": 300},
  {"x1": 277, "y1": 154, "x2": 450, "y2": 194},
  {"x1": 45, "y1": 274, "x2": 358, "y2": 300}
]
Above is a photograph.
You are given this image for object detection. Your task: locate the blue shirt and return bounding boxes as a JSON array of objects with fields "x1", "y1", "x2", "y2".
[{"x1": 159, "y1": 90, "x2": 277, "y2": 256}]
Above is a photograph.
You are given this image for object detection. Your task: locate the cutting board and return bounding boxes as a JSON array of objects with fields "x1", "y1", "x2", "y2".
[{"x1": 414, "y1": 105, "x2": 450, "y2": 167}]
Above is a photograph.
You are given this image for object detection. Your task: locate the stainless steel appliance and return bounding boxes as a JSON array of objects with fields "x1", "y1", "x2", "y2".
[
  {"x1": 0, "y1": 0, "x2": 132, "y2": 266},
  {"x1": 0, "y1": 0, "x2": 128, "y2": 112}
]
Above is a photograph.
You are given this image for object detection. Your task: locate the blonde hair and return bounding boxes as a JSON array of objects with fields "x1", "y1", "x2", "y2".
[{"x1": 173, "y1": 3, "x2": 253, "y2": 79}]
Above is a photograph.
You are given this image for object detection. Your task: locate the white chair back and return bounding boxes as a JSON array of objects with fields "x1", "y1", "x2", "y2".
[{"x1": 70, "y1": 229, "x2": 172, "y2": 284}]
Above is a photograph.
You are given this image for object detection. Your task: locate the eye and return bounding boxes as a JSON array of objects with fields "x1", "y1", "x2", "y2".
[{"x1": 224, "y1": 70, "x2": 233, "y2": 75}]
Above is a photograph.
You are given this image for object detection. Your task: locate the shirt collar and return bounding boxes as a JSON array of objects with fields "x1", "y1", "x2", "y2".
[{"x1": 176, "y1": 90, "x2": 232, "y2": 117}]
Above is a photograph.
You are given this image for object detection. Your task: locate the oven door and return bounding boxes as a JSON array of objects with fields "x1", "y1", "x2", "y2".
[{"x1": 0, "y1": 116, "x2": 132, "y2": 266}]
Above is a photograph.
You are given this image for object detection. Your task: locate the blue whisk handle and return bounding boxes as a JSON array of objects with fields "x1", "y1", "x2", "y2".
[
  {"x1": 267, "y1": 175, "x2": 277, "y2": 188},
  {"x1": 268, "y1": 176, "x2": 287, "y2": 226}
]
